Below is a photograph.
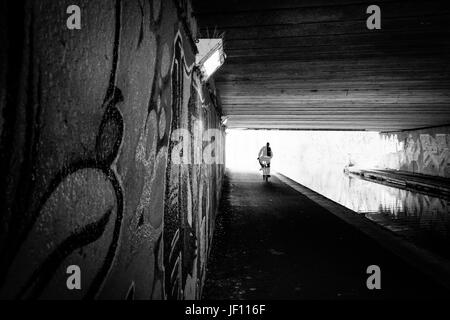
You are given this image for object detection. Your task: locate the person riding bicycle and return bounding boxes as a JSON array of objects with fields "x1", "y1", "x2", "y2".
[{"x1": 257, "y1": 142, "x2": 273, "y2": 172}]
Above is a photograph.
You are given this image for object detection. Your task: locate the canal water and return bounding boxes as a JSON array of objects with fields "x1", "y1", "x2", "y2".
[{"x1": 279, "y1": 164, "x2": 450, "y2": 260}]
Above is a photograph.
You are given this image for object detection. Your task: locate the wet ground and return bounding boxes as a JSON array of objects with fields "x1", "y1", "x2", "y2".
[{"x1": 202, "y1": 170, "x2": 450, "y2": 299}]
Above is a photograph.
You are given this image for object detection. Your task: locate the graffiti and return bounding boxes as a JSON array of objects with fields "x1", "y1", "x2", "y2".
[
  {"x1": 162, "y1": 30, "x2": 225, "y2": 299},
  {"x1": 164, "y1": 34, "x2": 192, "y2": 300},
  {"x1": 0, "y1": 0, "x2": 224, "y2": 300},
  {"x1": 420, "y1": 134, "x2": 450, "y2": 174},
  {"x1": 405, "y1": 134, "x2": 420, "y2": 164},
  {"x1": 125, "y1": 0, "x2": 172, "y2": 299},
  {"x1": 381, "y1": 130, "x2": 450, "y2": 178},
  {"x1": 0, "y1": 0, "x2": 125, "y2": 300}
]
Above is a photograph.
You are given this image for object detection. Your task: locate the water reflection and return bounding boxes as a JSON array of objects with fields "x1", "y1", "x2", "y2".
[{"x1": 280, "y1": 164, "x2": 450, "y2": 259}]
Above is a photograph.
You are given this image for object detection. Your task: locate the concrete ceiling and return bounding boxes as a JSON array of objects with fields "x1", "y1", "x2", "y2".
[{"x1": 193, "y1": 0, "x2": 450, "y2": 131}]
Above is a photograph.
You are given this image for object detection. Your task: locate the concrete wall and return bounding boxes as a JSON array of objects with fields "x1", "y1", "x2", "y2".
[
  {"x1": 0, "y1": 0, "x2": 224, "y2": 299},
  {"x1": 379, "y1": 127, "x2": 450, "y2": 178}
]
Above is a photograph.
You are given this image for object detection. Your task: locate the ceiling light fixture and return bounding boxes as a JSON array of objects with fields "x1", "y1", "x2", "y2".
[
  {"x1": 221, "y1": 117, "x2": 229, "y2": 126},
  {"x1": 196, "y1": 38, "x2": 226, "y2": 81}
]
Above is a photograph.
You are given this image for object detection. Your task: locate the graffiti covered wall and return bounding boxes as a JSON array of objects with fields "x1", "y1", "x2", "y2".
[
  {"x1": 0, "y1": 0, "x2": 224, "y2": 299},
  {"x1": 379, "y1": 126, "x2": 450, "y2": 178}
]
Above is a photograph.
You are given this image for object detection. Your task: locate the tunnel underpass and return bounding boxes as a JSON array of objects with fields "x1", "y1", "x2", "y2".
[
  {"x1": 193, "y1": 0, "x2": 450, "y2": 300},
  {"x1": 0, "y1": 0, "x2": 449, "y2": 303}
]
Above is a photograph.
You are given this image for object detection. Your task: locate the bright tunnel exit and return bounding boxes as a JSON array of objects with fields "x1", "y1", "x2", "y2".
[
  {"x1": 224, "y1": 128, "x2": 450, "y2": 246},
  {"x1": 225, "y1": 129, "x2": 398, "y2": 174},
  {"x1": 225, "y1": 129, "x2": 423, "y2": 215}
]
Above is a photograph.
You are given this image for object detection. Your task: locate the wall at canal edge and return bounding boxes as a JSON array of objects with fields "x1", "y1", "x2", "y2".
[
  {"x1": 0, "y1": 0, "x2": 224, "y2": 299},
  {"x1": 379, "y1": 126, "x2": 450, "y2": 178}
]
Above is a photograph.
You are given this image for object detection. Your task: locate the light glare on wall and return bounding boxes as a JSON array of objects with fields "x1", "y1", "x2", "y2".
[{"x1": 196, "y1": 39, "x2": 226, "y2": 81}]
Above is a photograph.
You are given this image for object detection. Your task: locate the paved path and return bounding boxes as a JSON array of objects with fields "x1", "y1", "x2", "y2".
[{"x1": 202, "y1": 171, "x2": 450, "y2": 299}]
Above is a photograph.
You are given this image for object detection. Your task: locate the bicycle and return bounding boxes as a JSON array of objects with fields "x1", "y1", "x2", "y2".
[{"x1": 258, "y1": 156, "x2": 271, "y2": 182}]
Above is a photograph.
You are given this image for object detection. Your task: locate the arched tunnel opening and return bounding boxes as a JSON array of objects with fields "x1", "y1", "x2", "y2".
[{"x1": 0, "y1": 0, "x2": 449, "y2": 309}]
